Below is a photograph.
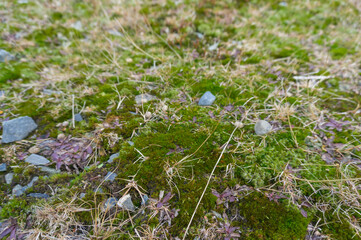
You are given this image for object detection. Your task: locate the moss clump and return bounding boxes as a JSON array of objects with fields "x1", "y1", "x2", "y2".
[
  {"x1": 239, "y1": 192, "x2": 309, "y2": 239},
  {"x1": 0, "y1": 198, "x2": 28, "y2": 219}
]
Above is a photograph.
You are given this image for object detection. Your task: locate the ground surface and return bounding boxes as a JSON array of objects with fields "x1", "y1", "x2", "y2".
[{"x1": 0, "y1": 0, "x2": 361, "y2": 239}]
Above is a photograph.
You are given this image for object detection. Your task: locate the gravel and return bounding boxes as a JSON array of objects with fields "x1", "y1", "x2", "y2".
[
  {"x1": 74, "y1": 113, "x2": 83, "y2": 122},
  {"x1": 254, "y1": 120, "x2": 272, "y2": 135},
  {"x1": 0, "y1": 163, "x2": 6, "y2": 172},
  {"x1": 2, "y1": 116, "x2": 37, "y2": 143},
  {"x1": 104, "y1": 172, "x2": 117, "y2": 182},
  {"x1": 5, "y1": 173, "x2": 14, "y2": 184},
  {"x1": 103, "y1": 197, "x2": 118, "y2": 211},
  {"x1": 198, "y1": 91, "x2": 216, "y2": 106}
]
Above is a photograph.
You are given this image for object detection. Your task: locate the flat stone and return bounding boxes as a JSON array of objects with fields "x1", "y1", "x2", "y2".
[
  {"x1": 103, "y1": 197, "x2": 118, "y2": 211},
  {"x1": 2, "y1": 116, "x2": 37, "y2": 143},
  {"x1": 254, "y1": 120, "x2": 272, "y2": 135},
  {"x1": 38, "y1": 166, "x2": 60, "y2": 175},
  {"x1": 26, "y1": 176, "x2": 39, "y2": 188},
  {"x1": 107, "y1": 153, "x2": 119, "y2": 163},
  {"x1": 0, "y1": 163, "x2": 6, "y2": 172},
  {"x1": 117, "y1": 194, "x2": 135, "y2": 211},
  {"x1": 141, "y1": 194, "x2": 149, "y2": 205},
  {"x1": 25, "y1": 154, "x2": 50, "y2": 166},
  {"x1": 104, "y1": 172, "x2": 117, "y2": 182},
  {"x1": 0, "y1": 49, "x2": 14, "y2": 62},
  {"x1": 5, "y1": 173, "x2": 14, "y2": 184},
  {"x1": 135, "y1": 93, "x2": 157, "y2": 105},
  {"x1": 198, "y1": 91, "x2": 216, "y2": 106},
  {"x1": 12, "y1": 184, "x2": 25, "y2": 196},
  {"x1": 74, "y1": 113, "x2": 83, "y2": 122},
  {"x1": 28, "y1": 193, "x2": 49, "y2": 199}
]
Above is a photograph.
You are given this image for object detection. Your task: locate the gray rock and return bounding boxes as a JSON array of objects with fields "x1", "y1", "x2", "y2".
[
  {"x1": 135, "y1": 93, "x2": 157, "y2": 105},
  {"x1": 25, "y1": 154, "x2": 50, "y2": 166},
  {"x1": 38, "y1": 166, "x2": 60, "y2": 175},
  {"x1": 141, "y1": 194, "x2": 149, "y2": 205},
  {"x1": 12, "y1": 184, "x2": 25, "y2": 196},
  {"x1": 104, "y1": 172, "x2": 117, "y2": 182},
  {"x1": 5, "y1": 173, "x2": 14, "y2": 184},
  {"x1": 26, "y1": 176, "x2": 39, "y2": 188},
  {"x1": 107, "y1": 153, "x2": 119, "y2": 163},
  {"x1": 79, "y1": 193, "x2": 86, "y2": 198},
  {"x1": 254, "y1": 120, "x2": 272, "y2": 135},
  {"x1": 43, "y1": 89, "x2": 63, "y2": 95},
  {"x1": 198, "y1": 91, "x2": 216, "y2": 106},
  {"x1": 2, "y1": 116, "x2": 37, "y2": 143},
  {"x1": 28, "y1": 193, "x2": 49, "y2": 198},
  {"x1": 117, "y1": 194, "x2": 135, "y2": 211},
  {"x1": 74, "y1": 113, "x2": 83, "y2": 122},
  {"x1": 0, "y1": 163, "x2": 6, "y2": 172},
  {"x1": 103, "y1": 197, "x2": 118, "y2": 211},
  {"x1": 0, "y1": 49, "x2": 14, "y2": 62}
]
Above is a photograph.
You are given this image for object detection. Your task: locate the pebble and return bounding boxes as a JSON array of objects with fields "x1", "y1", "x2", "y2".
[
  {"x1": 28, "y1": 193, "x2": 49, "y2": 199},
  {"x1": 135, "y1": 93, "x2": 157, "y2": 105},
  {"x1": 0, "y1": 49, "x2": 14, "y2": 62},
  {"x1": 254, "y1": 120, "x2": 272, "y2": 135},
  {"x1": 28, "y1": 146, "x2": 40, "y2": 154},
  {"x1": 38, "y1": 166, "x2": 60, "y2": 175},
  {"x1": 107, "y1": 153, "x2": 119, "y2": 163},
  {"x1": 103, "y1": 197, "x2": 118, "y2": 211},
  {"x1": 117, "y1": 194, "x2": 135, "y2": 211},
  {"x1": 198, "y1": 91, "x2": 216, "y2": 106},
  {"x1": 141, "y1": 194, "x2": 149, "y2": 205},
  {"x1": 12, "y1": 184, "x2": 25, "y2": 196},
  {"x1": 25, "y1": 154, "x2": 50, "y2": 166},
  {"x1": 79, "y1": 193, "x2": 86, "y2": 198},
  {"x1": 5, "y1": 173, "x2": 14, "y2": 184},
  {"x1": 57, "y1": 133, "x2": 66, "y2": 140},
  {"x1": 2, "y1": 116, "x2": 37, "y2": 143},
  {"x1": 0, "y1": 163, "x2": 6, "y2": 172},
  {"x1": 104, "y1": 172, "x2": 117, "y2": 182},
  {"x1": 26, "y1": 176, "x2": 39, "y2": 188},
  {"x1": 74, "y1": 113, "x2": 83, "y2": 122}
]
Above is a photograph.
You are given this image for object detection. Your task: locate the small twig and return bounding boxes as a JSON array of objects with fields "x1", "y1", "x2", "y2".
[{"x1": 72, "y1": 94, "x2": 75, "y2": 128}]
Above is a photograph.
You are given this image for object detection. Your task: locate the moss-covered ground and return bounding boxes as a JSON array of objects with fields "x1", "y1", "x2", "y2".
[{"x1": 0, "y1": 0, "x2": 361, "y2": 239}]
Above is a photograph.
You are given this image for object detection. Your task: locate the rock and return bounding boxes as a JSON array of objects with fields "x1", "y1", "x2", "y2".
[
  {"x1": 28, "y1": 193, "x2": 49, "y2": 199},
  {"x1": 43, "y1": 89, "x2": 63, "y2": 95},
  {"x1": 135, "y1": 93, "x2": 157, "y2": 105},
  {"x1": 0, "y1": 49, "x2": 14, "y2": 62},
  {"x1": 38, "y1": 166, "x2": 60, "y2": 175},
  {"x1": 74, "y1": 113, "x2": 83, "y2": 122},
  {"x1": 104, "y1": 172, "x2": 117, "y2": 182},
  {"x1": 25, "y1": 154, "x2": 50, "y2": 166},
  {"x1": 5, "y1": 173, "x2": 14, "y2": 184},
  {"x1": 57, "y1": 133, "x2": 66, "y2": 140},
  {"x1": 117, "y1": 194, "x2": 135, "y2": 211},
  {"x1": 141, "y1": 194, "x2": 149, "y2": 205},
  {"x1": 26, "y1": 176, "x2": 39, "y2": 188},
  {"x1": 198, "y1": 91, "x2": 216, "y2": 106},
  {"x1": 107, "y1": 153, "x2": 119, "y2": 163},
  {"x1": 79, "y1": 193, "x2": 86, "y2": 199},
  {"x1": 0, "y1": 163, "x2": 6, "y2": 172},
  {"x1": 103, "y1": 197, "x2": 118, "y2": 211},
  {"x1": 28, "y1": 146, "x2": 40, "y2": 154},
  {"x1": 12, "y1": 184, "x2": 25, "y2": 196},
  {"x1": 254, "y1": 120, "x2": 272, "y2": 135},
  {"x1": 2, "y1": 116, "x2": 37, "y2": 143}
]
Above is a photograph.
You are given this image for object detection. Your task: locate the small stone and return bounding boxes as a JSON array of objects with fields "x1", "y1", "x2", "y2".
[
  {"x1": 74, "y1": 113, "x2": 83, "y2": 122},
  {"x1": 25, "y1": 154, "x2": 50, "y2": 166},
  {"x1": 28, "y1": 146, "x2": 40, "y2": 154},
  {"x1": 38, "y1": 166, "x2": 60, "y2": 175},
  {"x1": 2, "y1": 116, "x2": 37, "y2": 143},
  {"x1": 12, "y1": 184, "x2": 25, "y2": 196},
  {"x1": 254, "y1": 120, "x2": 272, "y2": 135},
  {"x1": 28, "y1": 193, "x2": 49, "y2": 199},
  {"x1": 141, "y1": 194, "x2": 149, "y2": 205},
  {"x1": 107, "y1": 153, "x2": 119, "y2": 163},
  {"x1": 104, "y1": 172, "x2": 117, "y2": 182},
  {"x1": 198, "y1": 91, "x2": 216, "y2": 106},
  {"x1": 135, "y1": 93, "x2": 157, "y2": 105},
  {"x1": 0, "y1": 49, "x2": 14, "y2": 62},
  {"x1": 79, "y1": 193, "x2": 86, "y2": 198},
  {"x1": 62, "y1": 121, "x2": 69, "y2": 127},
  {"x1": 144, "y1": 111, "x2": 152, "y2": 119},
  {"x1": 103, "y1": 197, "x2": 118, "y2": 211},
  {"x1": 0, "y1": 163, "x2": 6, "y2": 172},
  {"x1": 57, "y1": 133, "x2": 65, "y2": 140},
  {"x1": 5, "y1": 173, "x2": 14, "y2": 184},
  {"x1": 43, "y1": 89, "x2": 63, "y2": 95},
  {"x1": 117, "y1": 194, "x2": 135, "y2": 211}
]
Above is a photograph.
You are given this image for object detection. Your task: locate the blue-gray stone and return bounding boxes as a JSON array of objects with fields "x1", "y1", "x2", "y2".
[
  {"x1": 0, "y1": 163, "x2": 6, "y2": 172},
  {"x1": 2, "y1": 116, "x2": 37, "y2": 143},
  {"x1": 5, "y1": 173, "x2": 13, "y2": 184},
  {"x1": 103, "y1": 197, "x2": 118, "y2": 211},
  {"x1": 38, "y1": 166, "x2": 60, "y2": 175},
  {"x1": 25, "y1": 154, "x2": 50, "y2": 165},
  {"x1": 12, "y1": 184, "x2": 25, "y2": 196},
  {"x1": 198, "y1": 91, "x2": 216, "y2": 106},
  {"x1": 28, "y1": 193, "x2": 49, "y2": 199},
  {"x1": 26, "y1": 176, "x2": 39, "y2": 188},
  {"x1": 104, "y1": 172, "x2": 117, "y2": 182},
  {"x1": 141, "y1": 194, "x2": 149, "y2": 205},
  {"x1": 74, "y1": 113, "x2": 83, "y2": 122},
  {"x1": 117, "y1": 194, "x2": 135, "y2": 211},
  {"x1": 254, "y1": 120, "x2": 272, "y2": 135},
  {"x1": 79, "y1": 193, "x2": 86, "y2": 198},
  {"x1": 135, "y1": 93, "x2": 157, "y2": 105},
  {"x1": 107, "y1": 153, "x2": 119, "y2": 163},
  {"x1": 0, "y1": 49, "x2": 14, "y2": 62}
]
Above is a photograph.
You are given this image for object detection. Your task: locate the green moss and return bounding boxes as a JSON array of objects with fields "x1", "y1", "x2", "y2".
[
  {"x1": 0, "y1": 198, "x2": 28, "y2": 219},
  {"x1": 239, "y1": 192, "x2": 309, "y2": 239}
]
